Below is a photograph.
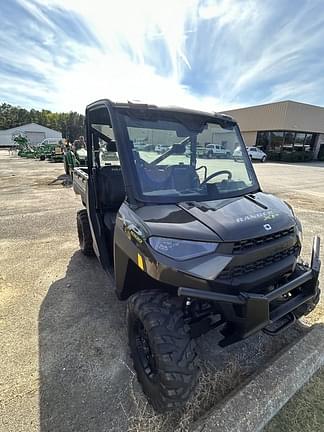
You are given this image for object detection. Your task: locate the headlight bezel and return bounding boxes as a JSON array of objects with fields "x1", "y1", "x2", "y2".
[{"x1": 285, "y1": 201, "x2": 303, "y2": 242}]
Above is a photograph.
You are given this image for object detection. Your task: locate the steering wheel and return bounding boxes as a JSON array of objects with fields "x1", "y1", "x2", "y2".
[{"x1": 201, "y1": 170, "x2": 232, "y2": 184}]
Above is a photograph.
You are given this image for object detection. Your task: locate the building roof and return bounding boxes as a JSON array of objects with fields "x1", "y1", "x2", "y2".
[
  {"x1": 222, "y1": 100, "x2": 324, "y2": 134},
  {"x1": 0, "y1": 122, "x2": 61, "y2": 134}
]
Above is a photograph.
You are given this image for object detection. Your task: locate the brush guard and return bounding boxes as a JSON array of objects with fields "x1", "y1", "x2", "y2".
[{"x1": 178, "y1": 236, "x2": 321, "y2": 345}]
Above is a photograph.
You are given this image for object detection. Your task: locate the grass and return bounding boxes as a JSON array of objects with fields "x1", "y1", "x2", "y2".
[
  {"x1": 125, "y1": 320, "x2": 322, "y2": 432},
  {"x1": 126, "y1": 359, "x2": 245, "y2": 432},
  {"x1": 127, "y1": 348, "x2": 324, "y2": 432},
  {"x1": 263, "y1": 298, "x2": 324, "y2": 432},
  {"x1": 264, "y1": 367, "x2": 324, "y2": 432}
]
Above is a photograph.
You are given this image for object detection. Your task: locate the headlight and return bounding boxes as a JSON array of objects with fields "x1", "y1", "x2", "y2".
[{"x1": 148, "y1": 237, "x2": 218, "y2": 261}]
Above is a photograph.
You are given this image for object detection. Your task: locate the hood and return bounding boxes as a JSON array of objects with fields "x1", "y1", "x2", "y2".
[
  {"x1": 136, "y1": 204, "x2": 221, "y2": 242},
  {"x1": 135, "y1": 192, "x2": 296, "y2": 243},
  {"x1": 178, "y1": 192, "x2": 296, "y2": 241}
]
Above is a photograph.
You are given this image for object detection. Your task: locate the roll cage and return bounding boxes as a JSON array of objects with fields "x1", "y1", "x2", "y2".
[{"x1": 85, "y1": 99, "x2": 260, "y2": 205}]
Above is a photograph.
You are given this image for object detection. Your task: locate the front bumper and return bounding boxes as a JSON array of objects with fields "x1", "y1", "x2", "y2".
[{"x1": 178, "y1": 236, "x2": 321, "y2": 345}]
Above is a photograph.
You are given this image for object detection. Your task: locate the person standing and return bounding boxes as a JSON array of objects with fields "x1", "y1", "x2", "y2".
[{"x1": 64, "y1": 139, "x2": 76, "y2": 176}]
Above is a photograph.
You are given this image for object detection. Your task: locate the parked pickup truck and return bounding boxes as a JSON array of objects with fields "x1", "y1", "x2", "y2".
[
  {"x1": 72, "y1": 99, "x2": 321, "y2": 413},
  {"x1": 204, "y1": 143, "x2": 232, "y2": 159}
]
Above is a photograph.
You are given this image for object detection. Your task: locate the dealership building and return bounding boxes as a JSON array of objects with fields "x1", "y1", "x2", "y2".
[{"x1": 223, "y1": 100, "x2": 324, "y2": 160}]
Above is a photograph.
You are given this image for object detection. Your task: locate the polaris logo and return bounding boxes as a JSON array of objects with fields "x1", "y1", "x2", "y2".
[{"x1": 264, "y1": 224, "x2": 272, "y2": 231}]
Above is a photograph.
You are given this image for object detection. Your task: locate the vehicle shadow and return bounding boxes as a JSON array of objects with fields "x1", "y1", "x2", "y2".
[
  {"x1": 38, "y1": 251, "x2": 133, "y2": 432},
  {"x1": 48, "y1": 174, "x2": 73, "y2": 188}
]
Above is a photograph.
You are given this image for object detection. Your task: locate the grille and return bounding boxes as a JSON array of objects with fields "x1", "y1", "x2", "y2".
[
  {"x1": 232, "y1": 226, "x2": 295, "y2": 254},
  {"x1": 219, "y1": 243, "x2": 299, "y2": 280}
]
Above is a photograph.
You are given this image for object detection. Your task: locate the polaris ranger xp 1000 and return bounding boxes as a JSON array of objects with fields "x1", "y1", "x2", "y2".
[{"x1": 73, "y1": 99, "x2": 321, "y2": 412}]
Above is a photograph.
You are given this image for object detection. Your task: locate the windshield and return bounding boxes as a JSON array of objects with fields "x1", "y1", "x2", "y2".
[{"x1": 118, "y1": 110, "x2": 258, "y2": 202}]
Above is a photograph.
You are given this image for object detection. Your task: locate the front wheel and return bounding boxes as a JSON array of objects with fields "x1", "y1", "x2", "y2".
[
  {"x1": 261, "y1": 156, "x2": 266, "y2": 162},
  {"x1": 127, "y1": 290, "x2": 198, "y2": 412}
]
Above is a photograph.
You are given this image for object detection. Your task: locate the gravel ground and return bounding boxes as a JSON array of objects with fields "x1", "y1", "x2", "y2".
[{"x1": 0, "y1": 151, "x2": 323, "y2": 432}]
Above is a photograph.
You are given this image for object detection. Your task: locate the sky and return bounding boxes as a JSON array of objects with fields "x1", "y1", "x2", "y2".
[{"x1": 1, "y1": 0, "x2": 324, "y2": 113}]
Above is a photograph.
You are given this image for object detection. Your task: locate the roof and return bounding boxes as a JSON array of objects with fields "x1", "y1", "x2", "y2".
[
  {"x1": 222, "y1": 100, "x2": 324, "y2": 133},
  {"x1": 225, "y1": 100, "x2": 324, "y2": 111},
  {"x1": 86, "y1": 99, "x2": 235, "y2": 123},
  {"x1": 0, "y1": 122, "x2": 61, "y2": 134}
]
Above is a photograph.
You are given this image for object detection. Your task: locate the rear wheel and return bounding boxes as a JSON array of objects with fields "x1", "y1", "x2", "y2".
[
  {"x1": 127, "y1": 290, "x2": 198, "y2": 412},
  {"x1": 207, "y1": 151, "x2": 213, "y2": 159},
  {"x1": 64, "y1": 156, "x2": 70, "y2": 175},
  {"x1": 77, "y1": 209, "x2": 94, "y2": 256}
]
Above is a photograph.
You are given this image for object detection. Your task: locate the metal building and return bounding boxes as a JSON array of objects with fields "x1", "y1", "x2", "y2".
[
  {"x1": 0, "y1": 123, "x2": 62, "y2": 147},
  {"x1": 223, "y1": 100, "x2": 324, "y2": 159}
]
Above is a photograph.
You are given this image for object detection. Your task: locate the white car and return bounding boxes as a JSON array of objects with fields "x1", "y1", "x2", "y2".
[
  {"x1": 247, "y1": 147, "x2": 267, "y2": 162},
  {"x1": 233, "y1": 146, "x2": 267, "y2": 162}
]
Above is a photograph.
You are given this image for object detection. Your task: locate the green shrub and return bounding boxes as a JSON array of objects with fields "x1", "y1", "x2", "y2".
[
  {"x1": 318, "y1": 146, "x2": 324, "y2": 161},
  {"x1": 280, "y1": 151, "x2": 313, "y2": 162},
  {"x1": 267, "y1": 151, "x2": 281, "y2": 161},
  {"x1": 303, "y1": 151, "x2": 313, "y2": 161}
]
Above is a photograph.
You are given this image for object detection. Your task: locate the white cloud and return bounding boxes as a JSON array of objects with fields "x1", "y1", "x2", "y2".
[
  {"x1": 6, "y1": 0, "x2": 205, "y2": 111},
  {"x1": 199, "y1": 0, "x2": 259, "y2": 25},
  {"x1": 2, "y1": 0, "x2": 324, "y2": 112},
  {"x1": 29, "y1": 0, "x2": 262, "y2": 112}
]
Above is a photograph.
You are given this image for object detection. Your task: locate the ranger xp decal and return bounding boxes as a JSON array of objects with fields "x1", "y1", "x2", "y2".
[{"x1": 236, "y1": 210, "x2": 280, "y2": 223}]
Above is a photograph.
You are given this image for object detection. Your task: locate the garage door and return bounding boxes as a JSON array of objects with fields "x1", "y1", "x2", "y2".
[{"x1": 25, "y1": 131, "x2": 46, "y2": 145}]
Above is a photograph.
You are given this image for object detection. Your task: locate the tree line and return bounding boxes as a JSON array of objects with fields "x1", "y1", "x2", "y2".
[{"x1": 0, "y1": 103, "x2": 85, "y2": 142}]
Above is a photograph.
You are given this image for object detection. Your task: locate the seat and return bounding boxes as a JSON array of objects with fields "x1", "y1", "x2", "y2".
[
  {"x1": 97, "y1": 165, "x2": 125, "y2": 210},
  {"x1": 170, "y1": 165, "x2": 200, "y2": 191}
]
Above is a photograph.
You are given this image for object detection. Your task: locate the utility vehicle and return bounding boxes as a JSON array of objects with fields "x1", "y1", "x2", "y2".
[
  {"x1": 49, "y1": 145, "x2": 64, "y2": 163},
  {"x1": 37, "y1": 138, "x2": 64, "y2": 161},
  {"x1": 73, "y1": 99, "x2": 321, "y2": 412}
]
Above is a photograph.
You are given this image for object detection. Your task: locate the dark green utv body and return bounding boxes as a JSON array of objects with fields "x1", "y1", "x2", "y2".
[{"x1": 73, "y1": 99, "x2": 321, "y2": 412}]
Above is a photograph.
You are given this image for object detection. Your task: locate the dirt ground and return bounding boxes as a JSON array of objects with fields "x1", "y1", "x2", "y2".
[{"x1": 0, "y1": 150, "x2": 323, "y2": 432}]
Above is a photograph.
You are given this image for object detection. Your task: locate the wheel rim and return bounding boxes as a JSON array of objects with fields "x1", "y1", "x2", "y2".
[{"x1": 134, "y1": 319, "x2": 157, "y2": 381}]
